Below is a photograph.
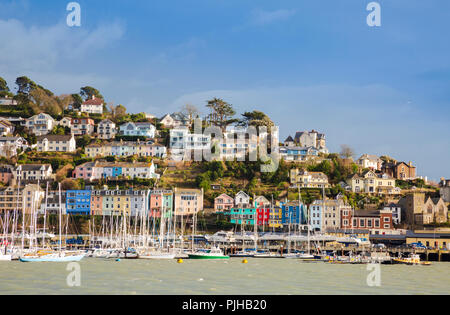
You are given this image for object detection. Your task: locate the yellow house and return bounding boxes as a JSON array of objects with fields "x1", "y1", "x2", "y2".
[
  {"x1": 290, "y1": 169, "x2": 330, "y2": 188},
  {"x1": 269, "y1": 207, "x2": 283, "y2": 229}
]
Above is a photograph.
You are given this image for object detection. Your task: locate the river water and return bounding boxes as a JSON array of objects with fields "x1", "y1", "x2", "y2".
[{"x1": 0, "y1": 258, "x2": 449, "y2": 295}]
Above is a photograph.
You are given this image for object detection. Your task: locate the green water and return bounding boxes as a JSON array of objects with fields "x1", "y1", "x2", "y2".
[{"x1": 0, "y1": 258, "x2": 449, "y2": 295}]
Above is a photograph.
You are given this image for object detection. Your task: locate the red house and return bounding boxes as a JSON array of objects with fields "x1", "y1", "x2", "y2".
[{"x1": 256, "y1": 208, "x2": 270, "y2": 226}]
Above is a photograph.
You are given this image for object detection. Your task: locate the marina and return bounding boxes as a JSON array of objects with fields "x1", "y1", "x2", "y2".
[{"x1": 0, "y1": 258, "x2": 448, "y2": 295}]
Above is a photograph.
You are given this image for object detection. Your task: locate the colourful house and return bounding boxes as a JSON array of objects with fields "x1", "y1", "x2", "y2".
[
  {"x1": 228, "y1": 207, "x2": 256, "y2": 225},
  {"x1": 282, "y1": 201, "x2": 307, "y2": 226},
  {"x1": 214, "y1": 193, "x2": 234, "y2": 212},
  {"x1": 269, "y1": 206, "x2": 283, "y2": 229},
  {"x1": 66, "y1": 190, "x2": 91, "y2": 215}
]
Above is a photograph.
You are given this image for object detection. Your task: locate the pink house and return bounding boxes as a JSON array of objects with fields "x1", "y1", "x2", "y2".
[{"x1": 214, "y1": 193, "x2": 234, "y2": 212}]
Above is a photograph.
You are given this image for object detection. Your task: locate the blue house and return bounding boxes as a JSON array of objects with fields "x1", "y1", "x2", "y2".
[
  {"x1": 282, "y1": 202, "x2": 307, "y2": 226},
  {"x1": 66, "y1": 190, "x2": 91, "y2": 215}
]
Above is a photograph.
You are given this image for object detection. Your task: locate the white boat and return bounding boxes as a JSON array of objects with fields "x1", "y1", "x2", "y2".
[
  {"x1": 139, "y1": 251, "x2": 176, "y2": 260},
  {"x1": 0, "y1": 254, "x2": 12, "y2": 261},
  {"x1": 188, "y1": 247, "x2": 230, "y2": 260},
  {"x1": 20, "y1": 252, "x2": 85, "y2": 262}
]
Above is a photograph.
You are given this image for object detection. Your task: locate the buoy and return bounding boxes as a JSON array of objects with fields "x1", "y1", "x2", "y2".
[
  {"x1": 242, "y1": 259, "x2": 248, "y2": 264},
  {"x1": 116, "y1": 259, "x2": 121, "y2": 262},
  {"x1": 177, "y1": 258, "x2": 184, "y2": 263}
]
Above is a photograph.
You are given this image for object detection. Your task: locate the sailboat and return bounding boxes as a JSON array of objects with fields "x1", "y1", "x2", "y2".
[
  {"x1": 20, "y1": 183, "x2": 85, "y2": 263},
  {"x1": 188, "y1": 246, "x2": 230, "y2": 259},
  {"x1": 139, "y1": 192, "x2": 176, "y2": 259}
]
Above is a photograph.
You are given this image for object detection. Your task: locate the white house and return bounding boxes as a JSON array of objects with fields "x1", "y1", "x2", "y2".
[
  {"x1": 14, "y1": 164, "x2": 53, "y2": 182},
  {"x1": 22, "y1": 113, "x2": 56, "y2": 136},
  {"x1": 160, "y1": 113, "x2": 189, "y2": 129},
  {"x1": 0, "y1": 136, "x2": 27, "y2": 157},
  {"x1": 0, "y1": 120, "x2": 14, "y2": 136},
  {"x1": 119, "y1": 122, "x2": 156, "y2": 138},
  {"x1": 170, "y1": 127, "x2": 211, "y2": 161},
  {"x1": 36, "y1": 134, "x2": 76, "y2": 153},
  {"x1": 57, "y1": 117, "x2": 73, "y2": 129},
  {"x1": 98, "y1": 119, "x2": 117, "y2": 139},
  {"x1": 0, "y1": 96, "x2": 18, "y2": 106},
  {"x1": 235, "y1": 191, "x2": 251, "y2": 207},
  {"x1": 80, "y1": 96, "x2": 104, "y2": 115},
  {"x1": 357, "y1": 154, "x2": 382, "y2": 171}
]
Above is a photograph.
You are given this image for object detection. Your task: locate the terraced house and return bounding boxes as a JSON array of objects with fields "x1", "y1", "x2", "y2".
[
  {"x1": 13, "y1": 164, "x2": 53, "y2": 182},
  {"x1": 174, "y1": 188, "x2": 203, "y2": 216},
  {"x1": 149, "y1": 189, "x2": 173, "y2": 217},
  {"x1": 36, "y1": 134, "x2": 76, "y2": 152},
  {"x1": 85, "y1": 141, "x2": 166, "y2": 158},
  {"x1": 73, "y1": 161, "x2": 159, "y2": 181},
  {"x1": 66, "y1": 190, "x2": 91, "y2": 215}
]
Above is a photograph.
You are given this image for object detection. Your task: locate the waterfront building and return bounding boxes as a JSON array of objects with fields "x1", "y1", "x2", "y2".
[
  {"x1": 254, "y1": 195, "x2": 270, "y2": 208},
  {"x1": 256, "y1": 207, "x2": 270, "y2": 227},
  {"x1": 36, "y1": 134, "x2": 76, "y2": 152},
  {"x1": 281, "y1": 201, "x2": 307, "y2": 226},
  {"x1": 174, "y1": 187, "x2": 203, "y2": 216},
  {"x1": 350, "y1": 209, "x2": 394, "y2": 235},
  {"x1": 66, "y1": 190, "x2": 91, "y2": 215},
  {"x1": 383, "y1": 202, "x2": 402, "y2": 225},
  {"x1": 228, "y1": 207, "x2": 256, "y2": 225},
  {"x1": 0, "y1": 184, "x2": 43, "y2": 214},
  {"x1": 38, "y1": 191, "x2": 66, "y2": 215},
  {"x1": 310, "y1": 197, "x2": 351, "y2": 232},
  {"x1": 397, "y1": 193, "x2": 448, "y2": 226},
  {"x1": 269, "y1": 206, "x2": 283, "y2": 229},
  {"x1": 149, "y1": 189, "x2": 173, "y2": 218}
]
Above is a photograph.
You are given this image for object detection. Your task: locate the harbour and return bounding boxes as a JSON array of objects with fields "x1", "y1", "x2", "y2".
[{"x1": 1, "y1": 258, "x2": 449, "y2": 295}]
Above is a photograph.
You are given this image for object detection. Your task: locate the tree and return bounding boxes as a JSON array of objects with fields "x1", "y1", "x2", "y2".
[
  {"x1": 205, "y1": 98, "x2": 236, "y2": 130},
  {"x1": 71, "y1": 94, "x2": 83, "y2": 108},
  {"x1": 80, "y1": 86, "x2": 103, "y2": 101},
  {"x1": 181, "y1": 104, "x2": 200, "y2": 125},
  {"x1": 239, "y1": 110, "x2": 274, "y2": 131},
  {"x1": 340, "y1": 144, "x2": 355, "y2": 160},
  {"x1": 0, "y1": 77, "x2": 12, "y2": 97},
  {"x1": 61, "y1": 178, "x2": 81, "y2": 190},
  {"x1": 15, "y1": 76, "x2": 36, "y2": 95}
]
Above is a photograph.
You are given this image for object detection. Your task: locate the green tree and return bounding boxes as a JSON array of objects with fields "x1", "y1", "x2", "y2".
[
  {"x1": 205, "y1": 98, "x2": 236, "y2": 130},
  {"x1": 80, "y1": 86, "x2": 103, "y2": 101}
]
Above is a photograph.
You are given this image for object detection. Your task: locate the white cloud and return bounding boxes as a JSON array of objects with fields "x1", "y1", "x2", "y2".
[
  {"x1": 0, "y1": 18, "x2": 125, "y2": 73},
  {"x1": 250, "y1": 9, "x2": 297, "y2": 26}
]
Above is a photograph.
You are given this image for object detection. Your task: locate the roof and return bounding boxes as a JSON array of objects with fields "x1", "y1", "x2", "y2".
[
  {"x1": 358, "y1": 154, "x2": 381, "y2": 161},
  {"x1": 284, "y1": 135, "x2": 294, "y2": 142},
  {"x1": 82, "y1": 97, "x2": 104, "y2": 106},
  {"x1": 37, "y1": 135, "x2": 73, "y2": 142},
  {"x1": 17, "y1": 164, "x2": 51, "y2": 171},
  {"x1": 352, "y1": 210, "x2": 382, "y2": 217}
]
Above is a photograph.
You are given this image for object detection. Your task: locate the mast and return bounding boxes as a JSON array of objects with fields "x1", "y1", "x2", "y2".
[
  {"x1": 42, "y1": 182, "x2": 49, "y2": 247},
  {"x1": 58, "y1": 183, "x2": 62, "y2": 254}
]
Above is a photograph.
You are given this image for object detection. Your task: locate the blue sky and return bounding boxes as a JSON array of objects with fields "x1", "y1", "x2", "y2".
[{"x1": 0, "y1": 0, "x2": 449, "y2": 180}]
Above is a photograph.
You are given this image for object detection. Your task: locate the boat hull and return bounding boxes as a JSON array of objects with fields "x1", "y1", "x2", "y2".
[
  {"x1": 19, "y1": 254, "x2": 85, "y2": 262},
  {"x1": 0, "y1": 255, "x2": 12, "y2": 261},
  {"x1": 188, "y1": 254, "x2": 230, "y2": 260}
]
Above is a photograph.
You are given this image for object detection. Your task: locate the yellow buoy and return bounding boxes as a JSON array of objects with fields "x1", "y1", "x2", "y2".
[
  {"x1": 177, "y1": 258, "x2": 184, "y2": 263},
  {"x1": 242, "y1": 259, "x2": 248, "y2": 264}
]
